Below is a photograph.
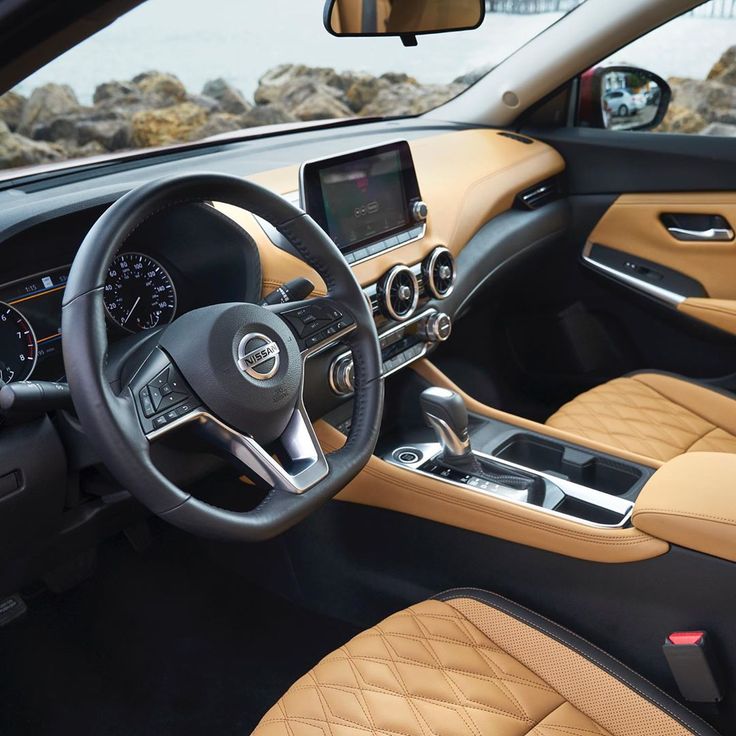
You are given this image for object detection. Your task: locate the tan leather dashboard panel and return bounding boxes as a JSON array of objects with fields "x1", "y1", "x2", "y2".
[
  {"x1": 317, "y1": 419, "x2": 667, "y2": 564},
  {"x1": 633, "y1": 452, "x2": 736, "y2": 563},
  {"x1": 215, "y1": 129, "x2": 564, "y2": 294},
  {"x1": 588, "y1": 193, "x2": 736, "y2": 300}
]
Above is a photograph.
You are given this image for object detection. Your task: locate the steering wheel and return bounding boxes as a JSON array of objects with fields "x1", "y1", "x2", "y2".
[{"x1": 61, "y1": 173, "x2": 383, "y2": 541}]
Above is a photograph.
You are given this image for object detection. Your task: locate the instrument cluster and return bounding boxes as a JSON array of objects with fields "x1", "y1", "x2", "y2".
[{"x1": 0, "y1": 253, "x2": 178, "y2": 384}]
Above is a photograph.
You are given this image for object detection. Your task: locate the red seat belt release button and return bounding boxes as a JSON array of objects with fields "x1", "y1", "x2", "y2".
[{"x1": 663, "y1": 631, "x2": 723, "y2": 703}]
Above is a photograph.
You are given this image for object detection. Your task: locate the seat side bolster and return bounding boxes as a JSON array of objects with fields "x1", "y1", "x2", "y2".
[
  {"x1": 631, "y1": 372, "x2": 736, "y2": 437},
  {"x1": 435, "y1": 588, "x2": 719, "y2": 736}
]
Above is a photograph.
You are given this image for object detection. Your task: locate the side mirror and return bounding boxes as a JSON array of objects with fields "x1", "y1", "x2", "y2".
[
  {"x1": 579, "y1": 65, "x2": 671, "y2": 132},
  {"x1": 324, "y1": 0, "x2": 485, "y2": 44}
]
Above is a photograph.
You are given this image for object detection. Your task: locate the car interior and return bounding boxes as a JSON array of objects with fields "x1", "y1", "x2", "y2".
[{"x1": 0, "y1": 0, "x2": 735, "y2": 734}]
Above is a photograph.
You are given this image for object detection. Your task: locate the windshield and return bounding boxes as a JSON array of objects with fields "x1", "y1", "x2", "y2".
[{"x1": 0, "y1": 0, "x2": 583, "y2": 177}]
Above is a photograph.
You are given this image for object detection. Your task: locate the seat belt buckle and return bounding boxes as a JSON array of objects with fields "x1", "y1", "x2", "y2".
[{"x1": 663, "y1": 631, "x2": 723, "y2": 703}]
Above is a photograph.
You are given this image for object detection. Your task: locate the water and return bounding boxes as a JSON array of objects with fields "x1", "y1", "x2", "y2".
[{"x1": 14, "y1": 1, "x2": 736, "y2": 105}]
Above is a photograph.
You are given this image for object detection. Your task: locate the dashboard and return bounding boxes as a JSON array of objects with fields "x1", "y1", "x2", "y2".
[{"x1": 0, "y1": 120, "x2": 566, "y2": 569}]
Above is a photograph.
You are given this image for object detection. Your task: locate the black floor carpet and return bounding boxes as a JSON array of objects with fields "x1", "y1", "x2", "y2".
[{"x1": 0, "y1": 531, "x2": 360, "y2": 736}]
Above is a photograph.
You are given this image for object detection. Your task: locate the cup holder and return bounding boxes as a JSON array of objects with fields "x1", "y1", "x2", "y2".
[{"x1": 494, "y1": 434, "x2": 642, "y2": 496}]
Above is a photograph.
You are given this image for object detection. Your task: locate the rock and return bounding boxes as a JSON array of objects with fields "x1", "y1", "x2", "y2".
[
  {"x1": 0, "y1": 91, "x2": 27, "y2": 131},
  {"x1": 379, "y1": 72, "x2": 417, "y2": 86},
  {"x1": 18, "y1": 83, "x2": 80, "y2": 136},
  {"x1": 202, "y1": 78, "x2": 252, "y2": 115},
  {"x1": 76, "y1": 118, "x2": 132, "y2": 151},
  {"x1": 657, "y1": 104, "x2": 707, "y2": 134},
  {"x1": 453, "y1": 65, "x2": 492, "y2": 87},
  {"x1": 93, "y1": 81, "x2": 140, "y2": 106},
  {"x1": 131, "y1": 102, "x2": 207, "y2": 147},
  {"x1": 132, "y1": 72, "x2": 187, "y2": 106},
  {"x1": 254, "y1": 64, "x2": 350, "y2": 105},
  {"x1": 708, "y1": 46, "x2": 736, "y2": 86},
  {"x1": 345, "y1": 78, "x2": 383, "y2": 113},
  {"x1": 668, "y1": 77, "x2": 736, "y2": 121},
  {"x1": 239, "y1": 104, "x2": 296, "y2": 127},
  {"x1": 361, "y1": 82, "x2": 461, "y2": 117},
  {"x1": 189, "y1": 94, "x2": 222, "y2": 114},
  {"x1": 700, "y1": 122, "x2": 736, "y2": 137},
  {"x1": 292, "y1": 89, "x2": 352, "y2": 121},
  {"x1": 62, "y1": 140, "x2": 108, "y2": 160},
  {"x1": 0, "y1": 120, "x2": 64, "y2": 168},
  {"x1": 194, "y1": 112, "x2": 244, "y2": 138}
]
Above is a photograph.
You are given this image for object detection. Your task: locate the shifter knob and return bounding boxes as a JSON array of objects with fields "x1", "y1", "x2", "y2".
[{"x1": 419, "y1": 387, "x2": 473, "y2": 461}]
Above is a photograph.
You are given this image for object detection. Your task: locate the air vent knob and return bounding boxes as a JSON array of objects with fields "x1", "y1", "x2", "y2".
[{"x1": 412, "y1": 200, "x2": 429, "y2": 223}]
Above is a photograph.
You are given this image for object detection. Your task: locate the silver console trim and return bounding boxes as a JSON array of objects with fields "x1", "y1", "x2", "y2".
[
  {"x1": 385, "y1": 441, "x2": 634, "y2": 530},
  {"x1": 582, "y1": 241, "x2": 686, "y2": 307}
]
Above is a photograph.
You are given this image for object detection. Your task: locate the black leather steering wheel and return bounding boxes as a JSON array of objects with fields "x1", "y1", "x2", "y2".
[{"x1": 61, "y1": 173, "x2": 383, "y2": 541}]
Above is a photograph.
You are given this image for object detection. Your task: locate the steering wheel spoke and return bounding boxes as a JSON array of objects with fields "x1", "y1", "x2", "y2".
[
  {"x1": 125, "y1": 346, "x2": 205, "y2": 438},
  {"x1": 191, "y1": 400, "x2": 328, "y2": 494}
]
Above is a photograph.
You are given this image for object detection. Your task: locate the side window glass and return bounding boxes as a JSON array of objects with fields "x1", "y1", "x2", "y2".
[{"x1": 579, "y1": 0, "x2": 736, "y2": 135}]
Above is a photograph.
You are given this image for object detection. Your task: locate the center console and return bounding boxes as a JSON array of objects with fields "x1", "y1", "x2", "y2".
[{"x1": 382, "y1": 387, "x2": 654, "y2": 530}]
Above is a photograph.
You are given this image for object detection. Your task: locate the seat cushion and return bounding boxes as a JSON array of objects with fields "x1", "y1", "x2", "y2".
[
  {"x1": 252, "y1": 589, "x2": 717, "y2": 736},
  {"x1": 546, "y1": 372, "x2": 736, "y2": 462}
]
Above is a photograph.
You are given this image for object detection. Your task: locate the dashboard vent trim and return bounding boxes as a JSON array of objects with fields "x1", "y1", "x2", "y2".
[{"x1": 516, "y1": 178, "x2": 560, "y2": 210}]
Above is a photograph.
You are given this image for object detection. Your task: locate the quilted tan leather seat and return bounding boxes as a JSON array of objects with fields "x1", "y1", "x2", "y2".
[
  {"x1": 546, "y1": 372, "x2": 736, "y2": 462},
  {"x1": 252, "y1": 589, "x2": 717, "y2": 736}
]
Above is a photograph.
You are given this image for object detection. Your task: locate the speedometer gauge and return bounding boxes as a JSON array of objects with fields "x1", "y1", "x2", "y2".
[
  {"x1": 104, "y1": 253, "x2": 177, "y2": 333},
  {"x1": 0, "y1": 302, "x2": 37, "y2": 383}
]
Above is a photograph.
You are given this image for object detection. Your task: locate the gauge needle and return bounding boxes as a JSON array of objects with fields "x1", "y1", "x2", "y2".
[{"x1": 122, "y1": 296, "x2": 141, "y2": 325}]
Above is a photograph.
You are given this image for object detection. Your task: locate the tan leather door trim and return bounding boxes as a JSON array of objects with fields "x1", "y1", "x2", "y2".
[
  {"x1": 678, "y1": 298, "x2": 736, "y2": 336},
  {"x1": 588, "y1": 193, "x2": 736, "y2": 301}
]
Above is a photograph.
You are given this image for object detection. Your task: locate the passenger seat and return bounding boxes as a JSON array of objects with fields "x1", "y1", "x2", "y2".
[{"x1": 546, "y1": 372, "x2": 736, "y2": 463}]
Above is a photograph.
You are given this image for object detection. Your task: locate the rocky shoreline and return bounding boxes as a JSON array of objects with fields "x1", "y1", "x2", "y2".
[
  {"x1": 3, "y1": 45, "x2": 735, "y2": 170},
  {"x1": 658, "y1": 45, "x2": 736, "y2": 135},
  {"x1": 0, "y1": 65, "x2": 479, "y2": 169}
]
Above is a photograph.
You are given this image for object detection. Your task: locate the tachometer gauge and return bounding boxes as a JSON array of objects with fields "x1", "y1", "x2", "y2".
[
  {"x1": 104, "y1": 253, "x2": 177, "y2": 333},
  {"x1": 0, "y1": 302, "x2": 37, "y2": 383}
]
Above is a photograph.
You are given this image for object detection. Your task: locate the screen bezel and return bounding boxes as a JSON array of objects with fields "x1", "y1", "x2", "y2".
[{"x1": 300, "y1": 140, "x2": 421, "y2": 255}]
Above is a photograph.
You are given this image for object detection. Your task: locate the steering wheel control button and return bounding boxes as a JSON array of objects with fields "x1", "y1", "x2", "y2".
[
  {"x1": 282, "y1": 300, "x2": 354, "y2": 351},
  {"x1": 237, "y1": 333, "x2": 280, "y2": 381}
]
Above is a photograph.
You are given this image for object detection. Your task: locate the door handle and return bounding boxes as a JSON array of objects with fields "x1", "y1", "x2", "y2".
[{"x1": 666, "y1": 226, "x2": 734, "y2": 242}]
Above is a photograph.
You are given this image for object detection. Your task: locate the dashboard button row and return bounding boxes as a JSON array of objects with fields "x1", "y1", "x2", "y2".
[{"x1": 343, "y1": 225, "x2": 424, "y2": 264}]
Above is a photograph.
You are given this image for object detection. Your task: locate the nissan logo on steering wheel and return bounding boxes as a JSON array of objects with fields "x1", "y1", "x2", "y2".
[{"x1": 237, "y1": 333, "x2": 280, "y2": 381}]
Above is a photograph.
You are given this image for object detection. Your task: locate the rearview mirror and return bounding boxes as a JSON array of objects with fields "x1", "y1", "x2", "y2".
[
  {"x1": 324, "y1": 0, "x2": 485, "y2": 43},
  {"x1": 579, "y1": 65, "x2": 672, "y2": 132}
]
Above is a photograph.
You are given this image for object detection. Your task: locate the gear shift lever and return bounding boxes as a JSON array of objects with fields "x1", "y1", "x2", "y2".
[
  {"x1": 419, "y1": 387, "x2": 481, "y2": 472},
  {"x1": 419, "y1": 386, "x2": 545, "y2": 503}
]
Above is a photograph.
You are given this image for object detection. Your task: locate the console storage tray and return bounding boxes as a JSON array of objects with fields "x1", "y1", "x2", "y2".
[{"x1": 494, "y1": 433, "x2": 643, "y2": 496}]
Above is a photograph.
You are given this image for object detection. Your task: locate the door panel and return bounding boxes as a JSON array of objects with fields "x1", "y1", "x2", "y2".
[{"x1": 588, "y1": 193, "x2": 736, "y2": 300}]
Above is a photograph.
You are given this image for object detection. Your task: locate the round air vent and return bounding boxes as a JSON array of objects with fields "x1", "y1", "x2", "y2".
[
  {"x1": 378, "y1": 265, "x2": 419, "y2": 322},
  {"x1": 423, "y1": 247, "x2": 456, "y2": 299}
]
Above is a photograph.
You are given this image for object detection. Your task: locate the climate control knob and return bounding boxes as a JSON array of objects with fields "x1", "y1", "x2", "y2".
[
  {"x1": 329, "y1": 355, "x2": 355, "y2": 396},
  {"x1": 421, "y1": 312, "x2": 452, "y2": 343}
]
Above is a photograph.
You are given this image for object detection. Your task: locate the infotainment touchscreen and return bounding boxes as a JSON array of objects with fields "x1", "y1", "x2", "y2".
[{"x1": 300, "y1": 141, "x2": 422, "y2": 256}]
